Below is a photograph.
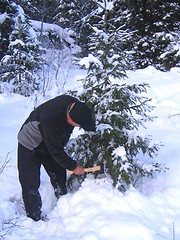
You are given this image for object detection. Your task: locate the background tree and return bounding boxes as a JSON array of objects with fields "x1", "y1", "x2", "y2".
[
  {"x1": 0, "y1": 1, "x2": 43, "y2": 96},
  {"x1": 13, "y1": 0, "x2": 59, "y2": 23},
  {"x1": 0, "y1": 0, "x2": 17, "y2": 59},
  {"x1": 8, "y1": 0, "x2": 179, "y2": 71},
  {"x1": 127, "y1": 0, "x2": 180, "y2": 70},
  {"x1": 67, "y1": 0, "x2": 162, "y2": 191},
  {"x1": 13, "y1": 0, "x2": 60, "y2": 37},
  {"x1": 55, "y1": 0, "x2": 98, "y2": 56},
  {"x1": 55, "y1": 0, "x2": 179, "y2": 70},
  {"x1": 55, "y1": 0, "x2": 76, "y2": 29}
]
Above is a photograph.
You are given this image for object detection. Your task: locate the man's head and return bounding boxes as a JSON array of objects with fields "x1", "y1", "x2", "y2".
[{"x1": 67, "y1": 102, "x2": 95, "y2": 131}]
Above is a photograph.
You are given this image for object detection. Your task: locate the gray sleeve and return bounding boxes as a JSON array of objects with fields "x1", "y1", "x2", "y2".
[{"x1": 18, "y1": 121, "x2": 43, "y2": 150}]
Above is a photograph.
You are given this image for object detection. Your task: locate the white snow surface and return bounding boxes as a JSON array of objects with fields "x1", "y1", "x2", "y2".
[{"x1": 0, "y1": 66, "x2": 180, "y2": 240}]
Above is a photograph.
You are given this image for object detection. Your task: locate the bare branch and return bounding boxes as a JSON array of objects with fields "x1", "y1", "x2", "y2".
[
  {"x1": 169, "y1": 113, "x2": 180, "y2": 118},
  {"x1": 0, "y1": 216, "x2": 24, "y2": 239},
  {"x1": 0, "y1": 152, "x2": 12, "y2": 175}
]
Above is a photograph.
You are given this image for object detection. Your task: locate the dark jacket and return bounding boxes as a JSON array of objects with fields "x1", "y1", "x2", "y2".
[{"x1": 18, "y1": 95, "x2": 79, "y2": 170}]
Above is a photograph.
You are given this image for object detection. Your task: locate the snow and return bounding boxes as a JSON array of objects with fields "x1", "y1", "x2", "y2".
[
  {"x1": 0, "y1": 65, "x2": 180, "y2": 239},
  {"x1": 16, "y1": 4, "x2": 25, "y2": 22},
  {"x1": 79, "y1": 54, "x2": 103, "y2": 69},
  {"x1": 96, "y1": 123, "x2": 113, "y2": 134},
  {"x1": 9, "y1": 39, "x2": 25, "y2": 47},
  {"x1": 0, "y1": 13, "x2": 7, "y2": 24},
  {"x1": 31, "y1": 20, "x2": 75, "y2": 45},
  {"x1": 97, "y1": 0, "x2": 114, "y2": 13},
  {"x1": 112, "y1": 146, "x2": 126, "y2": 158}
]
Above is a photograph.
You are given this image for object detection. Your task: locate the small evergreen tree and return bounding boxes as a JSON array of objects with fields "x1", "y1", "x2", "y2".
[
  {"x1": 67, "y1": 0, "x2": 162, "y2": 191},
  {"x1": 0, "y1": 1, "x2": 43, "y2": 96}
]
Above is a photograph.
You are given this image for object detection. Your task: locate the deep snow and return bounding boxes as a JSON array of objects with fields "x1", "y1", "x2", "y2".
[{"x1": 0, "y1": 66, "x2": 180, "y2": 240}]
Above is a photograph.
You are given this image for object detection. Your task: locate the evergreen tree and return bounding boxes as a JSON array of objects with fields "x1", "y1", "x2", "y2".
[
  {"x1": 55, "y1": 0, "x2": 179, "y2": 69},
  {"x1": 55, "y1": 0, "x2": 98, "y2": 56},
  {"x1": 55, "y1": 0, "x2": 76, "y2": 29},
  {"x1": 67, "y1": 0, "x2": 162, "y2": 191},
  {"x1": 0, "y1": 1, "x2": 43, "y2": 96},
  {"x1": 127, "y1": 0, "x2": 180, "y2": 70},
  {"x1": 13, "y1": 0, "x2": 59, "y2": 23},
  {"x1": 0, "y1": 0, "x2": 17, "y2": 59}
]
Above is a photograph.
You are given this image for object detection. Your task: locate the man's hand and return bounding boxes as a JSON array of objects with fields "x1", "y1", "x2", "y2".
[{"x1": 72, "y1": 165, "x2": 85, "y2": 175}]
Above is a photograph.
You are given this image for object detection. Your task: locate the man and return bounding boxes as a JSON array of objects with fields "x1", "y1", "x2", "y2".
[{"x1": 17, "y1": 95, "x2": 95, "y2": 221}]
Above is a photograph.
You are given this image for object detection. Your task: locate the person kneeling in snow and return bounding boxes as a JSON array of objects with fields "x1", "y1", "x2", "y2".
[{"x1": 17, "y1": 95, "x2": 95, "y2": 221}]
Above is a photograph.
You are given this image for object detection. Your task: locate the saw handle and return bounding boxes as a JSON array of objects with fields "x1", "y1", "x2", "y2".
[{"x1": 68, "y1": 165, "x2": 100, "y2": 175}]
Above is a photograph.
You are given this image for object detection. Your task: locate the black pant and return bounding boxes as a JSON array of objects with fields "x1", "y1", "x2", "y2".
[{"x1": 17, "y1": 143, "x2": 67, "y2": 221}]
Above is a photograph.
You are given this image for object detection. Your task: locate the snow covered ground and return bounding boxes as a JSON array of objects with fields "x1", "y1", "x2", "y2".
[{"x1": 0, "y1": 66, "x2": 180, "y2": 240}]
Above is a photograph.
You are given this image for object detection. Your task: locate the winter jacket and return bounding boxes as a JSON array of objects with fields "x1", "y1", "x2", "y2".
[{"x1": 18, "y1": 95, "x2": 79, "y2": 170}]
